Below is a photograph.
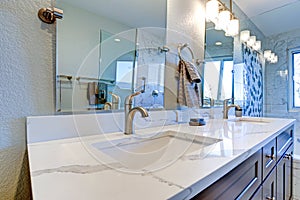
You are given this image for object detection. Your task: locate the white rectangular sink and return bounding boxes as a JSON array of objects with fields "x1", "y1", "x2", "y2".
[
  {"x1": 228, "y1": 117, "x2": 271, "y2": 124},
  {"x1": 91, "y1": 131, "x2": 222, "y2": 171}
]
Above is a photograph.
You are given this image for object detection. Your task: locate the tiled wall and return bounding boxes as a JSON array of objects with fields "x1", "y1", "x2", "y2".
[
  {"x1": 263, "y1": 28, "x2": 300, "y2": 156},
  {"x1": 242, "y1": 45, "x2": 264, "y2": 117}
]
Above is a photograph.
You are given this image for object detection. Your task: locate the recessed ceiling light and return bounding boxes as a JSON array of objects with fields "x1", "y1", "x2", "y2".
[
  {"x1": 114, "y1": 38, "x2": 121, "y2": 42},
  {"x1": 215, "y1": 41, "x2": 222, "y2": 46}
]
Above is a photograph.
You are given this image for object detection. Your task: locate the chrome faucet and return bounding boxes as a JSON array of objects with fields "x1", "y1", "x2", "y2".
[
  {"x1": 124, "y1": 91, "x2": 148, "y2": 135},
  {"x1": 110, "y1": 92, "x2": 120, "y2": 110},
  {"x1": 223, "y1": 98, "x2": 241, "y2": 119},
  {"x1": 104, "y1": 102, "x2": 112, "y2": 110}
]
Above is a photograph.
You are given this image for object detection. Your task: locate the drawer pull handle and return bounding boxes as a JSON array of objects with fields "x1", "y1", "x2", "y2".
[
  {"x1": 266, "y1": 196, "x2": 275, "y2": 200},
  {"x1": 284, "y1": 154, "x2": 292, "y2": 160},
  {"x1": 266, "y1": 154, "x2": 275, "y2": 160}
]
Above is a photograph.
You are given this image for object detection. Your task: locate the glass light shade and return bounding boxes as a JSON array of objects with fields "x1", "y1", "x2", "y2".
[
  {"x1": 225, "y1": 18, "x2": 239, "y2": 36},
  {"x1": 206, "y1": 0, "x2": 219, "y2": 22},
  {"x1": 253, "y1": 41, "x2": 261, "y2": 51},
  {"x1": 271, "y1": 55, "x2": 278, "y2": 63},
  {"x1": 240, "y1": 30, "x2": 250, "y2": 42},
  {"x1": 214, "y1": 20, "x2": 222, "y2": 30},
  {"x1": 270, "y1": 53, "x2": 275, "y2": 61},
  {"x1": 264, "y1": 50, "x2": 271, "y2": 59},
  {"x1": 247, "y1": 36, "x2": 256, "y2": 47},
  {"x1": 218, "y1": 10, "x2": 231, "y2": 30}
]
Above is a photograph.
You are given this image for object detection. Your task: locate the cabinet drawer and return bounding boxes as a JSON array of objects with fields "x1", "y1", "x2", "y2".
[
  {"x1": 277, "y1": 127, "x2": 293, "y2": 160},
  {"x1": 262, "y1": 139, "x2": 276, "y2": 180},
  {"x1": 193, "y1": 150, "x2": 262, "y2": 200}
]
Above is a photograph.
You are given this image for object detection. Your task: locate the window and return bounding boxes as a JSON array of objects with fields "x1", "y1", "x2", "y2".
[
  {"x1": 116, "y1": 61, "x2": 135, "y2": 89},
  {"x1": 288, "y1": 47, "x2": 300, "y2": 110},
  {"x1": 203, "y1": 58, "x2": 234, "y2": 106}
]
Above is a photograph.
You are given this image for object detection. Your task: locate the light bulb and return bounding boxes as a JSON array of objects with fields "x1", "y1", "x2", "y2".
[
  {"x1": 253, "y1": 41, "x2": 261, "y2": 51},
  {"x1": 269, "y1": 53, "x2": 275, "y2": 61},
  {"x1": 264, "y1": 50, "x2": 271, "y2": 59},
  {"x1": 271, "y1": 55, "x2": 278, "y2": 63},
  {"x1": 206, "y1": 0, "x2": 219, "y2": 22},
  {"x1": 226, "y1": 18, "x2": 239, "y2": 36},
  {"x1": 240, "y1": 30, "x2": 250, "y2": 42},
  {"x1": 218, "y1": 10, "x2": 231, "y2": 31},
  {"x1": 247, "y1": 36, "x2": 256, "y2": 47}
]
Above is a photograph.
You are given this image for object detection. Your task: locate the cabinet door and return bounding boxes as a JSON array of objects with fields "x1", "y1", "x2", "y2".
[
  {"x1": 263, "y1": 139, "x2": 276, "y2": 180},
  {"x1": 192, "y1": 150, "x2": 262, "y2": 200},
  {"x1": 277, "y1": 144, "x2": 293, "y2": 200},
  {"x1": 251, "y1": 186, "x2": 262, "y2": 200},
  {"x1": 262, "y1": 169, "x2": 276, "y2": 200}
]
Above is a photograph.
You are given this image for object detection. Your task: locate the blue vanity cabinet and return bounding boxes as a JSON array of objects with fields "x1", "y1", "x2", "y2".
[
  {"x1": 276, "y1": 126, "x2": 293, "y2": 200},
  {"x1": 191, "y1": 125, "x2": 294, "y2": 200}
]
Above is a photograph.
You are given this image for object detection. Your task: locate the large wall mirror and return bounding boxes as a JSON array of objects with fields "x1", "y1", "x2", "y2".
[
  {"x1": 56, "y1": 0, "x2": 167, "y2": 112},
  {"x1": 203, "y1": 21, "x2": 234, "y2": 107}
]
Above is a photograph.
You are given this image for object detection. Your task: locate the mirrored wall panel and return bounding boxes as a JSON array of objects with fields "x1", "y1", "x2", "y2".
[{"x1": 56, "y1": 0, "x2": 167, "y2": 112}]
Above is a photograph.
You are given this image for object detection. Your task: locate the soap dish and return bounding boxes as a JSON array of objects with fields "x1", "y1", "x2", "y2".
[{"x1": 189, "y1": 118, "x2": 206, "y2": 126}]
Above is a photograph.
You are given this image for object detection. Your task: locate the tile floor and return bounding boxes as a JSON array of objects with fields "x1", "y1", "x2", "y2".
[{"x1": 294, "y1": 159, "x2": 300, "y2": 200}]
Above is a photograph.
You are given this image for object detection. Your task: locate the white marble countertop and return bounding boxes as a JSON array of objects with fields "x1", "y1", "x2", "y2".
[{"x1": 27, "y1": 117, "x2": 295, "y2": 200}]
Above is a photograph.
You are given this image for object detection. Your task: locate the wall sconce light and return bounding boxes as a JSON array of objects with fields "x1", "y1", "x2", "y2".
[
  {"x1": 264, "y1": 50, "x2": 278, "y2": 63},
  {"x1": 206, "y1": 0, "x2": 239, "y2": 37}
]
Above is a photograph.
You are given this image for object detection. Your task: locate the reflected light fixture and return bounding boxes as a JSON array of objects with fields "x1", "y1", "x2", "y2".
[
  {"x1": 205, "y1": 0, "x2": 239, "y2": 37},
  {"x1": 247, "y1": 36, "x2": 256, "y2": 47},
  {"x1": 253, "y1": 41, "x2": 261, "y2": 51},
  {"x1": 240, "y1": 30, "x2": 278, "y2": 64},
  {"x1": 240, "y1": 30, "x2": 250, "y2": 42},
  {"x1": 264, "y1": 50, "x2": 278, "y2": 63},
  {"x1": 215, "y1": 41, "x2": 222, "y2": 46}
]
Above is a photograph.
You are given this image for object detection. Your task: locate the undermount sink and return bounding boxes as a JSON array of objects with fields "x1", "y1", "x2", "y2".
[
  {"x1": 228, "y1": 117, "x2": 271, "y2": 124},
  {"x1": 91, "y1": 130, "x2": 222, "y2": 170}
]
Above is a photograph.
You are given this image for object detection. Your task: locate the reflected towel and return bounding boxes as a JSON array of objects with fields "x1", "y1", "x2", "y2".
[
  {"x1": 87, "y1": 82, "x2": 99, "y2": 105},
  {"x1": 177, "y1": 60, "x2": 201, "y2": 108}
]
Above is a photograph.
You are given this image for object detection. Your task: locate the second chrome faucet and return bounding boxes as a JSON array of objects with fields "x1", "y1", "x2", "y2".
[
  {"x1": 223, "y1": 98, "x2": 242, "y2": 119},
  {"x1": 124, "y1": 91, "x2": 149, "y2": 135}
]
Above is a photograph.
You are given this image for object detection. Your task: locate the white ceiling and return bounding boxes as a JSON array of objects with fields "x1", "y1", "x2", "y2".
[{"x1": 235, "y1": 0, "x2": 300, "y2": 36}]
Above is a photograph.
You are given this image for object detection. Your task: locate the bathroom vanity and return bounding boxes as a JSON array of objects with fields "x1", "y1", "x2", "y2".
[{"x1": 26, "y1": 112, "x2": 295, "y2": 200}]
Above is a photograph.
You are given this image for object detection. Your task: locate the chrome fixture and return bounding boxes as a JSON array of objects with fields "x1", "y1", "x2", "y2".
[
  {"x1": 38, "y1": 7, "x2": 63, "y2": 24},
  {"x1": 223, "y1": 98, "x2": 241, "y2": 119},
  {"x1": 158, "y1": 46, "x2": 170, "y2": 53},
  {"x1": 177, "y1": 43, "x2": 203, "y2": 65},
  {"x1": 110, "y1": 92, "x2": 120, "y2": 110},
  {"x1": 124, "y1": 91, "x2": 149, "y2": 135},
  {"x1": 104, "y1": 102, "x2": 112, "y2": 110}
]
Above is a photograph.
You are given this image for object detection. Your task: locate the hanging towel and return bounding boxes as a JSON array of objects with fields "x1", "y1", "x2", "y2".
[
  {"x1": 87, "y1": 82, "x2": 99, "y2": 105},
  {"x1": 177, "y1": 60, "x2": 201, "y2": 108}
]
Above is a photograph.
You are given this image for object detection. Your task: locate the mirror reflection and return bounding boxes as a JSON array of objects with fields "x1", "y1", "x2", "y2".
[
  {"x1": 56, "y1": 0, "x2": 167, "y2": 112},
  {"x1": 203, "y1": 21, "x2": 234, "y2": 107}
]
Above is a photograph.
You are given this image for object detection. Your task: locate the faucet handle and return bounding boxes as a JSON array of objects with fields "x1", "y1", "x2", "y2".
[
  {"x1": 224, "y1": 98, "x2": 234, "y2": 104},
  {"x1": 125, "y1": 90, "x2": 143, "y2": 105}
]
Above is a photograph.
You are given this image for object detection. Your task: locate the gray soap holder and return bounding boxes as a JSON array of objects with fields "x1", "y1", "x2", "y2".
[{"x1": 189, "y1": 118, "x2": 206, "y2": 126}]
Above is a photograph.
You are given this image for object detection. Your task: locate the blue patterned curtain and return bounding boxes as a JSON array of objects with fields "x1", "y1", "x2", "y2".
[{"x1": 243, "y1": 45, "x2": 263, "y2": 117}]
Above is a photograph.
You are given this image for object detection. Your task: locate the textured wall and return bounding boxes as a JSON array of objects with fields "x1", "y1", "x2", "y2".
[
  {"x1": 263, "y1": 28, "x2": 300, "y2": 155},
  {"x1": 164, "y1": 0, "x2": 206, "y2": 109},
  {"x1": 0, "y1": 0, "x2": 55, "y2": 199}
]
